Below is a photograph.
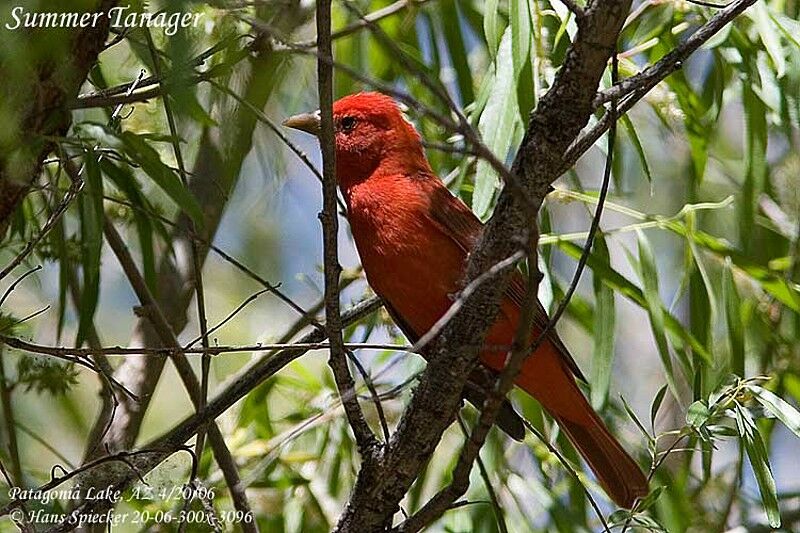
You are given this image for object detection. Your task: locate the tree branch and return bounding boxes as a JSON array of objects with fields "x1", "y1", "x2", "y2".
[{"x1": 594, "y1": 0, "x2": 756, "y2": 107}]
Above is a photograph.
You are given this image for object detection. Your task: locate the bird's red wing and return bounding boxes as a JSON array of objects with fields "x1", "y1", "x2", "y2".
[{"x1": 424, "y1": 176, "x2": 586, "y2": 382}]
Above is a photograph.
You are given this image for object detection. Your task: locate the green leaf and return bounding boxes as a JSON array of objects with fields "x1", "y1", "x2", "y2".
[
  {"x1": 119, "y1": 131, "x2": 205, "y2": 228},
  {"x1": 740, "y1": 64, "x2": 768, "y2": 254},
  {"x1": 590, "y1": 235, "x2": 615, "y2": 410},
  {"x1": 738, "y1": 404, "x2": 781, "y2": 528},
  {"x1": 770, "y1": 12, "x2": 800, "y2": 51},
  {"x1": 510, "y1": 0, "x2": 534, "y2": 121},
  {"x1": 439, "y1": 0, "x2": 474, "y2": 103},
  {"x1": 650, "y1": 384, "x2": 668, "y2": 430},
  {"x1": 76, "y1": 152, "x2": 104, "y2": 346},
  {"x1": 686, "y1": 400, "x2": 710, "y2": 430},
  {"x1": 637, "y1": 485, "x2": 664, "y2": 512},
  {"x1": 748, "y1": 386, "x2": 800, "y2": 439},
  {"x1": 474, "y1": 28, "x2": 519, "y2": 219},
  {"x1": 752, "y1": 2, "x2": 786, "y2": 78},
  {"x1": 621, "y1": 395, "x2": 651, "y2": 441},
  {"x1": 556, "y1": 240, "x2": 710, "y2": 362},
  {"x1": 635, "y1": 230, "x2": 680, "y2": 400},
  {"x1": 619, "y1": 115, "x2": 652, "y2": 183},
  {"x1": 483, "y1": 0, "x2": 503, "y2": 58},
  {"x1": 722, "y1": 259, "x2": 745, "y2": 377},
  {"x1": 102, "y1": 159, "x2": 158, "y2": 295}
]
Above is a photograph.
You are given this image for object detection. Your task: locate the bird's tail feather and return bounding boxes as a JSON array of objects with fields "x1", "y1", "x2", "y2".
[{"x1": 514, "y1": 344, "x2": 649, "y2": 508}]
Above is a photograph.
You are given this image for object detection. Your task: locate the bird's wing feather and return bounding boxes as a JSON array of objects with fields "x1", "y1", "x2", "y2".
[{"x1": 423, "y1": 175, "x2": 586, "y2": 382}]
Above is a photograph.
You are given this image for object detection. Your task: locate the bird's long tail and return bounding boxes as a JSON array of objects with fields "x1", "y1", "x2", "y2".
[{"x1": 514, "y1": 344, "x2": 649, "y2": 508}]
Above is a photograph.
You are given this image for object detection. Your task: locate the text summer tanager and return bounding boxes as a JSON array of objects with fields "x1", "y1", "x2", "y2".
[{"x1": 284, "y1": 92, "x2": 649, "y2": 508}]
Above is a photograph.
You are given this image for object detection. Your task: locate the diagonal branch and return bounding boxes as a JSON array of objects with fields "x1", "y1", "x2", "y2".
[{"x1": 593, "y1": 0, "x2": 757, "y2": 107}]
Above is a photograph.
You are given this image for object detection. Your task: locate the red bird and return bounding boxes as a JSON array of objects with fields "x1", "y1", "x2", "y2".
[{"x1": 285, "y1": 92, "x2": 648, "y2": 508}]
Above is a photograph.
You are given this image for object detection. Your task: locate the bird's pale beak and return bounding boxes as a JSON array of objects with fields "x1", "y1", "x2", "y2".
[{"x1": 282, "y1": 111, "x2": 321, "y2": 136}]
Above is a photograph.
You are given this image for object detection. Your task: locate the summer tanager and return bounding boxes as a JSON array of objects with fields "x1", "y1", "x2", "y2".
[{"x1": 284, "y1": 92, "x2": 648, "y2": 508}]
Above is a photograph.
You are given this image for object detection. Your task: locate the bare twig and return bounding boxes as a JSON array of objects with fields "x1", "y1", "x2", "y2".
[
  {"x1": 0, "y1": 337, "x2": 430, "y2": 358},
  {"x1": 317, "y1": 0, "x2": 379, "y2": 455},
  {"x1": 0, "y1": 266, "x2": 42, "y2": 309},
  {"x1": 347, "y1": 350, "x2": 392, "y2": 443},
  {"x1": 0, "y1": 177, "x2": 83, "y2": 283},
  {"x1": 294, "y1": 0, "x2": 431, "y2": 47},
  {"x1": 456, "y1": 414, "x2": 508, "y2": 533},
  {"x1": 521, "y1": 417, "x2": 611, "y2": 531}
]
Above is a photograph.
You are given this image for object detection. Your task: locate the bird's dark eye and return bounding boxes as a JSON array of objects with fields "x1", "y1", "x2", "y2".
[{"x1": 341, "y1": 116, "x2": 357, "y2": 132}]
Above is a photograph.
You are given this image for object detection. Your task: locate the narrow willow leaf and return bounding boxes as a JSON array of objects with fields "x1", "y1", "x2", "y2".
[
  {"x1": 752, "y1": 2, "x2": 786, "y2": 78},
  {"x1": 483, "y1": 0, "x2": 503, "y2": 58},
  {"x1": 590, "y1": 235, "x2": 615, "y2": 410},
  {"x1": 439, "y1": 0, "x2": 474, "y2": 103},
  {"x1": 620, "y1": 115, "x2": 652, "y2": 184},
  {"x1": 770, "y1": 12, "x2": 800, "y2": 51},
  {"x1": 621, "y1": 395, "x2": 651, "y2": 441},
  {"x1": 474, "y1": 29, "x2": 518, "y2": 219},
  {"x1": 53, "y1": 219, "x2": 68, "y2": 343},
  {"x1": 510, "y1": 0, "x2": 535, "y2": 120},
  {"x1": 636, "y1": 230, "x2": 680, "y2": 399},
  {"x1": 120, "y1": 131, "x2": 205, "y2": 228},
  {"x1": 77, "y1": 153, "x2": 103, "y2": 346},
  {"x1": 102, "y1": 160, "x2": 157, "y2": 295},
  {"x1": 740, "y1": 65, "x2": 768, "y2": 253},
  {"x1": 748, "y1": 386, "x2": 800, "y2": 439},
  {"x1": 637, "y1": 485, "x2": 664, "y2": 512},
  {"x1": 739, "y1": 405, "x2": 781, "y2": 528},
  {"x1": 650, "y1": 384, "x2": 668, "y2": 430},
  {"x1": 557, "y1": 240, "x2": 710, "y2": 363},
  {"x1": 722, "y1": 259, "x2": 745, "y2": 377}
]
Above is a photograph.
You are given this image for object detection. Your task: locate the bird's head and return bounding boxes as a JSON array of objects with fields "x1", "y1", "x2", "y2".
[{"x1": 283, "y1": 92, "x2": 429, "y2": 189}]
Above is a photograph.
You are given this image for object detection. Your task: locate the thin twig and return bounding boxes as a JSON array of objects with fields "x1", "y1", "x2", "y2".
[
  {"x1": 0, "y1": 337, "x2": 432, "y2": 358},
  {"x1": 184, "y1": 288, "x2": 271, "y2": 349},
  {"x1": 0, "y1": 265, "x2": 42, "y2": 309},
  {"x1": 521, "y1": 418, "x2": 610, "y2": 531},
  {"x1": 317, "y1": 0, "x2": 379, "y2": 455},
  {"x1": 456, "y1": 415, "x2": 508, "y2": 533},
  {"x1": 294, "y1": 0, "x2": 431, "y2": 48},
  {"x1": 347, "y1": 350, "x2": 391, "y2": 443},
  {"x1": 412, "y1": 250, "x2": 526, "y2": 353},
  {"x1": 0, "y1": 178, "x2": 84, "y2": 283}
]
